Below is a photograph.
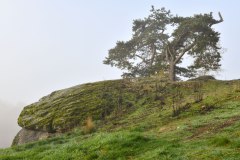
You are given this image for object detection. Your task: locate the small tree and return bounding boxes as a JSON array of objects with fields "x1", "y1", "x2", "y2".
[
  {"x1": 170, "y1": 83, "x2": 184, "y2": 116},
  {"x1": 104, "y1": 6, "x2": 223, "y2": 81},
  {"x1": 154, "y1": 72, "x2": 168, "y2": 107},
  {"x1": 192, "y1": 82, "x2": 204, "y2": 103},
  {"x1": 100, "y1": 82, "x2": 114, "y2": 119}
]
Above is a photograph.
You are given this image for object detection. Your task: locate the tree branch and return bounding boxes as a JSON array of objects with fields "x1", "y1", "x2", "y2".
[
  {"x1": 210, "y1": 12, "x2": 223, "y2": 26},
  {"x1": 217, "y1": 12, "x2": 223, "y2": 23},
  {"x1": 172, "y1": 30, "x2": 189, "y2": 50},
  {"x1": 167, "y1": 45, "x2": 174, "y2": 60},
  {"x1": 150, "y1": 44, "x2": 156, "y2": 66},
  {"x1": 174, "y1": 42, "x2": 196, "y2": 64},
  {"x1": 165, "y1": 49, "x2": 169, "y2": 62},
  {"x1": 136, "y1": 54, "x2": 145, "y2": 60},
  {"x1": 136, "y1": 54, "x2": 148, "y2": 64}
]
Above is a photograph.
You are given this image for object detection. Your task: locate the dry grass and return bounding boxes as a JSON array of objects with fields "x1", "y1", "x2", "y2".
[{"x1": 83, "y1": 116, "x2": 95, "y2": 134}]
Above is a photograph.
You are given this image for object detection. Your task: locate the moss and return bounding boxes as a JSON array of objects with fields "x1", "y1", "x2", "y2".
[
  {"x1": 17, "y1": 78, "x2": 240, "y2": 134},
  {"x1": 189, "y1": 75, "x2": 216, "y2": 81},
  {"x1": 18, "y1": 80, "x2": 140, "y2": 132},
  {"x1": 4, "y1": 79, "x2": 240, "y2": 158}
]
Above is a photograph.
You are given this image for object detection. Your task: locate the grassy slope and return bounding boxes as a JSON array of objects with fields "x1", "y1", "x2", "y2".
[{"x1": 1, "y1": 78, "x2": 240, "y2": 160}]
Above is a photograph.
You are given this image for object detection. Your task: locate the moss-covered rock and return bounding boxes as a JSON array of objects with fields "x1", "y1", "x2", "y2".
[
  {"x1": 13, "y1": 78, "x2": 240, "y2": 146},
  {"x1": 18, "y1": 80, "x2": 138, "y2": 133},
  {"x1": 17, "y1": 78, "x2": 209, "y2": 133},
  {"x1": 188, "y1": 75, "x2": 216, "y2": 81}
]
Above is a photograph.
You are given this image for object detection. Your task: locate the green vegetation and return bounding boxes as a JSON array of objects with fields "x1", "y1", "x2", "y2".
[
  {"x1": 1, "y1": 78, "x2": 240, "y2": 159},
  {"x1": 17, "y1": 79, "x2": 139, "y2": 133},
  {"x1": 104, "y1": 6, "x2": 223, "y2": 81}
]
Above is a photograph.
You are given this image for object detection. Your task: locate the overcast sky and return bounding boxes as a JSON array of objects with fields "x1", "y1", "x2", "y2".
[{"x1": 0, "y1": 0, "x2": 239, "y2": 148}]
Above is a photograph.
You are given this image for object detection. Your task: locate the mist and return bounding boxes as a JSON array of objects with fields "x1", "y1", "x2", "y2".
[
  {"x1": 0, "y1": 0, "x2": 240, "y2": 149},
  {"x1": 0, "y1": 101, "x2": 23, "y2": 148}
]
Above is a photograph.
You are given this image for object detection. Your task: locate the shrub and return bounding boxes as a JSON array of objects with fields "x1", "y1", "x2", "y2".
[{"x1": 83, "y1": 116, "x2": 95, "y2": 134}]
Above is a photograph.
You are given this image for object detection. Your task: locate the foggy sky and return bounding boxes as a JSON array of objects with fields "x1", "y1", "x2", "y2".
[
  {"x1": 0, "y1": 0, "x2": 240, "y2": 148},
  {"x1": 0, "y1": 101, "x2": 22, "y2": 148}
]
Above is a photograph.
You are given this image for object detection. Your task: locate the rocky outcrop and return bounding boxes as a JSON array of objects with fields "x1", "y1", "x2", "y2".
[
  {"x1": 18, "y1": 83, "x2": 105, "y2": 133},
  {"x1": 188, "y1": 75, "x2": 216, "y2": 81},
  {"x1": 12, "y1": 128, "x2": 56, "y2": 146},
  {"x1": 13, "y1": 80, "x2": 137, "y2": 145}
]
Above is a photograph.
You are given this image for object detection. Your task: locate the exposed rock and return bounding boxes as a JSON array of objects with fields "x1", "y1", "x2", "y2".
[
  {"x1": 18, "y1": 83, "x2": 102, "y2": 133},
  {"x1": 17, "y1": 80, "x2": 137, "y2": 133},
  {"x1": 13, "y1": 80, "x2": 140, "y2": 145},
  {"x1": 188, "y1": 75, "x2": 216, "y2": 81},
  {"x1": 12, "y1": 128, "x2": 55, "y2": 146},
  {"x1": 16, "y1": 78, "x2": 222, "y2": 145}
]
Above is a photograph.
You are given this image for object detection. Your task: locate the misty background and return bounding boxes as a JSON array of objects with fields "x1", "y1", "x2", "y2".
[{"x1": 0, "y1": 0, "x2": 240, "y2": 148}]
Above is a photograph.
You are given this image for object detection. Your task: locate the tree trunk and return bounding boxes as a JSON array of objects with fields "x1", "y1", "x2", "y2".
[{"x1": 169, "y1": 62, "x2": 176, "y2": 82}]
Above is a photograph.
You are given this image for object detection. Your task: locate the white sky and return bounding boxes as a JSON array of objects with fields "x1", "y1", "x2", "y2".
[{"x1": 0, "y1": 0, "x2": 239, "y2": 148}]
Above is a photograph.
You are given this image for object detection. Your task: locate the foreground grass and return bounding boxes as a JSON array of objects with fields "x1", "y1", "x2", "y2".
[{"x1": 1, "y1": 79, "x2": 240, "y2": 159}]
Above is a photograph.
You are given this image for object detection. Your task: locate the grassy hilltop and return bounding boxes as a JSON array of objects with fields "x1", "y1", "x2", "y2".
[{"x1": 1, "y1": 77, "x2": 240, "y2": 160}]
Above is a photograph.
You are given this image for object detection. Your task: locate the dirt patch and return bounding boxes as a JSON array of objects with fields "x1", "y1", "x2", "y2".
[{"x1": 187, "y1": 115, "x2": 240, "y2": 140}]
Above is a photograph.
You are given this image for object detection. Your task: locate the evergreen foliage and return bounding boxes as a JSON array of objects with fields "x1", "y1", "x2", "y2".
[{"x1": 104, "y1": 6, "x2": 223, "y2": 81}]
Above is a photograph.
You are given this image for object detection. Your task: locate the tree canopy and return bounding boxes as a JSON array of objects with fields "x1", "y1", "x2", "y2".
[{"x1": 104, "y1": 6, "x2": 223, "y2": 81}]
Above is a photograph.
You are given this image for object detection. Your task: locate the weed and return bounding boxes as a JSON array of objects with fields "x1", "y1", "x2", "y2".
[{"x1": 83, "y1": 116, "x2": 95, "y2": 134}]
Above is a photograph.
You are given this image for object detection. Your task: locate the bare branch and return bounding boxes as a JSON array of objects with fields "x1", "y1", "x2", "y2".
[
  {"x1": 135, "y1": 54, "x2": 146, "y2": 61},
  {"x1": 135, "y1": 54, "x2": 148, "y2": 64},
  {"x1": 218, "y1": 12, "x2": 223, "y2": 22},
  {"x1": 210, "y1": 12, "x2": 223, "y2": 26}
]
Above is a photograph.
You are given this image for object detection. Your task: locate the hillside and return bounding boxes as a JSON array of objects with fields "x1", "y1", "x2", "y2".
[{"x1": 1, "y1": 77, "x2": 240, "y2": 159}]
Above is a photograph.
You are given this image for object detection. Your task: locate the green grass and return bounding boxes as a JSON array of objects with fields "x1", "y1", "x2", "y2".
[{"x1": 1, "y1": 79, "x2": 240, "y2": 159}]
